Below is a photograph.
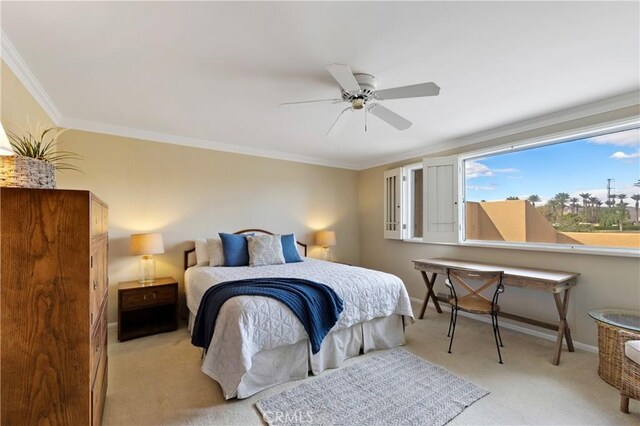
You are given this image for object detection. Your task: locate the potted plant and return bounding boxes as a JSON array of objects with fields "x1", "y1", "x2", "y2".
[{"x1": 0, "y1": 124, "x2": 81, "y2": 189}]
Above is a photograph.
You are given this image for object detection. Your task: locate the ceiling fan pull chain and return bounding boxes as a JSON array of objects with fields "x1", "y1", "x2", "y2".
[{"x1": 365, "y1": 106, "x2": 368, "y2": 132}]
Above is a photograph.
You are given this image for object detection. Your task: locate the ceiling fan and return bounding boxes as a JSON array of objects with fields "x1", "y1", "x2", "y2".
[{"x1": 281, "y1": 63, "x2": 440, "y2": 135}]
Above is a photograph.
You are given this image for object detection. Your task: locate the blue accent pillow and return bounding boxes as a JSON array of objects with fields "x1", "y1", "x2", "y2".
[
  {"x1": 281, "y1": 234, "x2": 303, "y2": 263},
  {"x1": 219, "y1": 233, "x2": 254, "y2": 266}
]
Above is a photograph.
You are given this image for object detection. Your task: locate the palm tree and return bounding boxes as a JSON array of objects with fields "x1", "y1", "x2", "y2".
[
  {"x1": 605, "y1": 199, "x2": 616, "y2": 208},
  {"x1": 631, "y1": 194, "x2": 640, "y2": 225},
  {"x1": 579, "y1": 192, "x2": 591, "y2": 216},
  {"x1": 554, "y1": 192, "x2": 570, "y2": 216},
  {"x1": 569, "y1": 197, "x2": 580, "y2": 214},
  {"x1": 506, "y1": 196, "x2": 520, "y2": 200},
  {"x1": 589, "y1": 196, "x2": 601, "y2": 222},
  {"x1": 527, "y1": 195, "x2": 541, "y2": 206},
  {"x1": 546, "y1": 199, "x2": 560, "y2": 222},
  {"x1": 617, "y1": 193, "x2": 627, "y2": 203}
]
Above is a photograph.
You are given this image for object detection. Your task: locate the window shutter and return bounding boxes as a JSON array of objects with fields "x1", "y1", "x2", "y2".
[
  {"x1": 423, "y1": 155, "x2": 459, "y2": 244},
  {"x1": 383, "y1": 167, "x2": 403, "y2": 239}
]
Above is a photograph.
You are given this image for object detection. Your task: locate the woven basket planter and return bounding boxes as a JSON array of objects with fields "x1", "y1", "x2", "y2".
[
  {"x1": 596, "y1": 320, "x2": 640, "y2": 389},
  {"x1": 0, "y1": 156, "x2": 56, "y2": 189}
]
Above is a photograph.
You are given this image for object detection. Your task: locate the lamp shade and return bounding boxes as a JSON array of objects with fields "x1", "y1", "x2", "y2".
[
  {"x1": 0, "y1": 123, "x2": 14, "y2": 156},
  {"x1": 130, "y1": 233, "x2": 165, "y2": 256},
  {"x1": 316, "y1": 230, "x2": 336, "y2": 248}
]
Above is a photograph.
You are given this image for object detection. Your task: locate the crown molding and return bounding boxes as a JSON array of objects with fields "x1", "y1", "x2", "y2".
[
  {"x1": 59, "y1": 116, "x2": 361, "y2": 170},
  {"x1": 1, "y1": 31, "x2": 62, "y2": 125},
  {"x1": 358, "y1": 90, "x2": 640, "y2": 170}
]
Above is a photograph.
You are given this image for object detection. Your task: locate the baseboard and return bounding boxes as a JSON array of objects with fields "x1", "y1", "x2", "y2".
[{"x1": 408, "y1": 296, "x2": 598, "y2": 354}]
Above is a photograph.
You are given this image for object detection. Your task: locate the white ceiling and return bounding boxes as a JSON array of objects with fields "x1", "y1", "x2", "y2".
[{"x1": 1, "y1": 1, "x2": 639, "y2": 169}]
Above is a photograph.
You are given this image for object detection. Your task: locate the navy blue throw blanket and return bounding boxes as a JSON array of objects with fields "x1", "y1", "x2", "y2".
[{"x1": 191, "y1": 278, "x2": 344, "y2": 354}]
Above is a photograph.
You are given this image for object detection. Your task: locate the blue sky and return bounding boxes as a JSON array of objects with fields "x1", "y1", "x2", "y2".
[{"x1": 465, "y1": 128, "x2": 640, "y2": 204}]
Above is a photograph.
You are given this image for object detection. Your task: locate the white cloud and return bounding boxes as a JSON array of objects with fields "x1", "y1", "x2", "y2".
[
  {"x1": 468, "y1": 185, "x2": 496, "y2": 191},
  {"x1": 610, "y1": 151, "x2": 640, "y2": 160},
  {"x1": 465, "y1": 160, "x2": 519, "y2": 179},
  {"x1": 465, "y1": 160, "x2": 492, "y2": 178},
  {"x1": 589, "y1": 129, "x2": 640, "y2": 147}
]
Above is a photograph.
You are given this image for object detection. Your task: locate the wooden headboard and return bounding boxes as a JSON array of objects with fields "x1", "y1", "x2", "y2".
[{"x1": 184, "y1": 229, "x2": 308, "y2": 270}]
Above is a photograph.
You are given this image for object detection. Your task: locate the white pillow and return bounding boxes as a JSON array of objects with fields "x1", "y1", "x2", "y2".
[
  {"x1": 194, "y1": 238, "x2": 209, "y2": 266},
  {"x1": 247, "y1": 234, "x2": 285, "y2": 267},
  {"x1": 207, "y1": 238, "x2": 225, "y2": 267}
]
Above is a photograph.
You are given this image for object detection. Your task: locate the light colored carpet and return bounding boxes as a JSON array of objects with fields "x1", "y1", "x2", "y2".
[
  {"x1": 256, "y1": 348, "x2": 488, "y2": 426},
  {"x1": 103, "y1": 305, "x2": 640, "y2": 425}
]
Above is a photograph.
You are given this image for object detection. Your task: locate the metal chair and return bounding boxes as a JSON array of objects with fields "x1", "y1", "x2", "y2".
[{"x1": 444, "y1": 267, "x2": 505, "y2": 364}]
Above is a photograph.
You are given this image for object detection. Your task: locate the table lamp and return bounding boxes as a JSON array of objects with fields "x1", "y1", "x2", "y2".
[
  {"x1": 316, "y1": 230, "x2": 336, "y2": 261},
  {"x1": 130, "y1": 232, "x2": 165, "y2": 283},
  {"x1": 0, "y1": 123, "x2": 14, "y2": 155}
]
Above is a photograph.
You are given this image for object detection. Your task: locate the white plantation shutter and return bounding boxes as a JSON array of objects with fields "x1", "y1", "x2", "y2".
[
  {"x1": 383, "y1": 167, "x2": 403, "y2": 239},
  {"x1": 423, "y1": 155, "x2": 459, "y2": 243}
]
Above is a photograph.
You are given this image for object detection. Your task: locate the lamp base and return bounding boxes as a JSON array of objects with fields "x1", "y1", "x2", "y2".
[
  {"x1": 139, "y1": 256, "x2": 156, "y2": 284},
  {"x1": 322, "y1": 248, "x2": 332, "y2": 262}
]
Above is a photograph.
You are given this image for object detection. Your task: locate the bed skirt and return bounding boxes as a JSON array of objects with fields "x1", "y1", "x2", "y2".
[{"x1": 188, "y1": 313, "x2": 406, "y2": 399}]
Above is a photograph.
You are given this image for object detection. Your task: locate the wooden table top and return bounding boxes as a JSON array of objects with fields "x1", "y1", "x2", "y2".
[
  {"x1": 118, "y1": 276, "x2": 177, "y2": 290},
  {"x1": 413, "y1": 258, "x2": 579, "y2": 287}
]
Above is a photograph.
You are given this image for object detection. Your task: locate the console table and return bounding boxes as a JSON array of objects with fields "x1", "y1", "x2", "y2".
[{"x1": 413, "y1": 258, "x2": 579, "y2": 365}]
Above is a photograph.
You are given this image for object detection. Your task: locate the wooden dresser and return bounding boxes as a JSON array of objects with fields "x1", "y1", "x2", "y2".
[{"x1": 0, "y1": 188, "x2": 109, "y2": 426}]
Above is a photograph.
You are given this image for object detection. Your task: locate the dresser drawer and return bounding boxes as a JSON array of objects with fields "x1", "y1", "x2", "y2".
[
  {"x1": 90, "y1": 237, "x2": 108, "y2": 326},
  {"x1": 91, "y1": 199, "x2": 104, "y2": 237},
  {"x1": 91, "y1": 346, "x2": 108, "y2": 426},
  {"x1": 121, "y1": 285, "x2": 176, "y2": 310},
  {"x1": 91, "y1": 302, "x2": 108, "y2": 380}
]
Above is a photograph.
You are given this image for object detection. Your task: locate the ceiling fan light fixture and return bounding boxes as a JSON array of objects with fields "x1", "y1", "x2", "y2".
[{"x1": 351, "y1": 98, "x2": 365, "y2": 110}]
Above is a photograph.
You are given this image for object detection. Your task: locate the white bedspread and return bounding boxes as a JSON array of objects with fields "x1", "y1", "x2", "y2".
[{"x1": 185, "y1": 258, "x2": 414, "y2": 398}]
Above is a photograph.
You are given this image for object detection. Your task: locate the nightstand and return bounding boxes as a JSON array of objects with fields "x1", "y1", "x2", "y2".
[{"x1": 118, "y1": 277, "x2": 179, "y2": 341}]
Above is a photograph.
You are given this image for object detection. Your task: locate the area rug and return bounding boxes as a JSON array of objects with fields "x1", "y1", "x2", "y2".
[{"x1": 255, "y1": 348, "x2": 489, "y2": 426}]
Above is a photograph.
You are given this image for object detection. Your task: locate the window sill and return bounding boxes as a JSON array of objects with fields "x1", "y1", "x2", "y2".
[
  {"x1": 397, "y1": 237, "x2": 639, "y2": 257},
  {"x1": 461, "y1": 239, "x2": 639, "y2": 258}
]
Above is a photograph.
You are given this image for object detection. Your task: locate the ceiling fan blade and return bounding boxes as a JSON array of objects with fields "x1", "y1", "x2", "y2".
[
  {"x1": 368, "y1": 104, "x2": 412, "y2": 130},
  {"x1": 326, "y1": 107, "x2": 353, "y2": 136},
  {"x1": 326, "y1": 63, "x2": 361, "y2": 93},
  {"x1": 374, "y1": 82, "x2": 440, "y2": 100},
  {"x1": 280, "y1": 98, "x2": 343, "y2": 107}
]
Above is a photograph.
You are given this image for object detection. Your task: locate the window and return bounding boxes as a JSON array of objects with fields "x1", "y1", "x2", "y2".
[
  {"x1": 461, "y1": 124, "x2": 640, "y2": 253},
  {"x1": 402, "y1": 163, "x2": 424, "y2": 240},
  {"x1": 383, "y1": 164, "x2": 424, "y2": 241},
  {"x1": 383, "y1": 168, "x2": 402, "y2": 239}
]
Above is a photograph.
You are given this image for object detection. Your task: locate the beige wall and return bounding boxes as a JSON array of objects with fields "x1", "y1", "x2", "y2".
[
  {"x1": 56, "y1": 132, "x2": 360, "y2": 320},
  {"x1": 358, "y1": 106, "x2": 640, "y2": 347},
  {"x1": 1, "y1": 62, "x2": 360, "y2": 321},
  {"x1": 1, "y1": 61, "x2": 53, "y2": 131}
]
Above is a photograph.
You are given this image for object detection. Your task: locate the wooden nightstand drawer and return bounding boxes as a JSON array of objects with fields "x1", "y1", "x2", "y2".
[
  {"x1": 121, "y1": 286, "x2": 175, "y2": 310},
  {"x1": 118, "y1": 277, "x2": 179, "y2": 341}
]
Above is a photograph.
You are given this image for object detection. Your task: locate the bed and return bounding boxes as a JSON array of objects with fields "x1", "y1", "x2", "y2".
[{"x1": 184, "y1": 229, "x2": 414, "y2": 399}]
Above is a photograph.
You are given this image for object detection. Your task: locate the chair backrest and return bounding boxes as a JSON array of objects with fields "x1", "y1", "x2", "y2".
[{"x1": 445, "y1": 267, "x2": 504, "y2": 303}]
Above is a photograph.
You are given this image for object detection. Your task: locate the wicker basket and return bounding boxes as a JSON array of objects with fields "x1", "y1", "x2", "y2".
[
  {"x1": 620, "y1": 330, "x2": 640, "y2": 412},
  {"x1": 0, "y1": 156, "x2": 56, "y2": 189},
  {"x1": 596, "y1": 320, "x2": 640, "y2": 389}
]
